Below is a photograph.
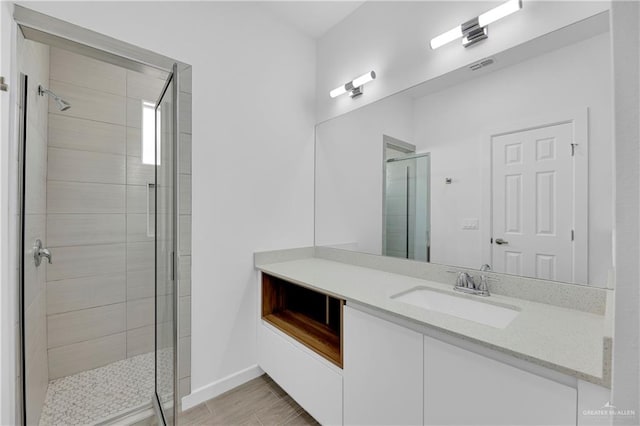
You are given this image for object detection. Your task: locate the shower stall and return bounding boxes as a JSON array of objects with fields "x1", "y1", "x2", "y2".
[
  {"x1": 384, "y1": 153, "x2": 431, "y2": 262},
  {"x1": 15, "y1": 14, "x2": 192, "y2": 425}
]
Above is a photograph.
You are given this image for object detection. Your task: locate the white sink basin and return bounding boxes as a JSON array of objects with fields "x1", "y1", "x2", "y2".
[{"x1": 390, "y1": 286, "x2": 520, "y2": 329}]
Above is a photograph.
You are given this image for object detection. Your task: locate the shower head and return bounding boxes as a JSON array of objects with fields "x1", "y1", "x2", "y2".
[
  {"x1": 56, "y1": 98, "x2": 71, "y2": 112},
  {"x1": 38, "y1": 85, "x2": 71, "y2": 111}
]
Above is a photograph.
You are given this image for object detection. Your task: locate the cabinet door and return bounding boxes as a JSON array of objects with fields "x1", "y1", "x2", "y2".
[
  {"x1": 344, "y1": 306, "x2": 423, "y2": 425},
  {"x1": 424, "y1": 336, "x2": 577, "y2": 425}
]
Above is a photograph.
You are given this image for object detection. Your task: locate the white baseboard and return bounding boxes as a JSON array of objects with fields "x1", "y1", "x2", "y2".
[{"x1": 181, "y1": 364, "x2": 264, "y2": 411}]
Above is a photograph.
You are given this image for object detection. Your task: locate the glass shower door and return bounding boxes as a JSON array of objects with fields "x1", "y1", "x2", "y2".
[
  {"x1": 153, "y1": 64, "x2": 178, "y2": 425},
  {"x1": 384, "y1": 154, "x2": 431, "y2": 262}
]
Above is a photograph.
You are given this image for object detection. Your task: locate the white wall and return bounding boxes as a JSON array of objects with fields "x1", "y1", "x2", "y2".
[
  {"x1": 412, "y1": 32, "x2": 612, "y2": 286},
  {"x1": 1, "y1": 0, "x2": 316, "y2": 416},
  {"x1": 315, "y1": 94, "x2": 413, "y2": 254},
  {"x1": 316, "y1": 1, "x2": 610, "y2": 123},
  {"x1": 610, "y1": 1, "x2": 640, "y2": 421}
]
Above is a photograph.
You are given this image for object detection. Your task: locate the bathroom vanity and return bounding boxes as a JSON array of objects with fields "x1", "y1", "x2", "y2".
[
  {"x1": 255, "y1": 11, "x2": 616, "y2": 425},
  {"x1": 254, "y1": 248, "x2": 612, "y2": 426}
]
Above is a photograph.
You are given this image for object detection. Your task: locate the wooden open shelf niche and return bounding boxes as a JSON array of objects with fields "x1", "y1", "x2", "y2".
[{"x1": 262, "y1": 273, "x2": 344, "y2": 368}]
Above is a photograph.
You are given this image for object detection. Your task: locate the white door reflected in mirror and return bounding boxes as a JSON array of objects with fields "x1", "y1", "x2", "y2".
[{"x1": 491, "y1": 121, "x2": 585, "y2": 283}]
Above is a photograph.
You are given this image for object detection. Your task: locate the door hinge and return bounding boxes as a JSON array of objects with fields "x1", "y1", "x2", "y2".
[
  {"x1": 571, "y1": 230, "x2": 575, "y2": 241},
  {"x1": 571, "y1": 143, "x2": 578, "y2": 156},
  {"x1": 0, "y1": 77, "x2": 8, "y2": 92}
]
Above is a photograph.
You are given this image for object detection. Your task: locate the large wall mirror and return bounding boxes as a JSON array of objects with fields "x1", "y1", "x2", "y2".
[{"x1": 315, "y1": 12, "x2": 613, "y2": 288}]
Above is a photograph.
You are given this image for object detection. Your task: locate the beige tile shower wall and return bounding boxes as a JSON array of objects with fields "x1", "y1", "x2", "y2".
[
  {"x1": 45, "y1": 48, "x2": 191, "y2": 380},
  {"x1": 19, "y1": 35, "x2": 51, "y2": 425},
  {"x1": 45, "y1": 47, "x2": 127, "y2": 379},
  {"x1": 178, "y1": 66, "x2": 192, "y2": 399}
]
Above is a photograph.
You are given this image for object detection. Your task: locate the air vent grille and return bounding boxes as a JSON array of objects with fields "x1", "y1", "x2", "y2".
[{"x1": 469, "y1": 58, "x2": 495, "y2": 71}]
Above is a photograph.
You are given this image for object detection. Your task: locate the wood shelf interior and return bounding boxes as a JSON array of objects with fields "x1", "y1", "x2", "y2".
[{"x1": 262, "y1": 273, "x2": 344, "y2": 368}]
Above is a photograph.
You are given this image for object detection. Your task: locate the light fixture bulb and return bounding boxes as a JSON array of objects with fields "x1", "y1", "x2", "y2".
[
  {"x1": 430, "y1": 25, "x2": 463, "y2": 50},
  {"x1": 329, "y1": 71, "x2": 376, "y2": 98},
  {"x1": 352, "y1": 71, "x2": 376, "y2": 88},
  {"x1": 330, "y1": 85, "x2": 347, "y2": 98},
  {"x1": 478, "y1": 0, "x2": 522, "y2": 27},
  {"x1": 430, "y1": 0, "x2": 522, "y2": 50}
]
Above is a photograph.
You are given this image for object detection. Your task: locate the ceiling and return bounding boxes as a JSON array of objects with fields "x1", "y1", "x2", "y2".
[{"x1": 260, "y1": 1, "x2": 366, "y2": 39}]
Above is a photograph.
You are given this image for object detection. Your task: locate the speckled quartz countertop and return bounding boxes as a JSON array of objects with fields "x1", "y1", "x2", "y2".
[{"x1": 256, "y1": 257, "x2": 611, "y2": 387}]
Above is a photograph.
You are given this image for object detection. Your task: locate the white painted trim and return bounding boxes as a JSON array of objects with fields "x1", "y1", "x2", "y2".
[
  {"x1": 481, "y1": 107, "x2": 589, "y2": 285},
  {"x1": 180, "y1": 364, "x2": 264, "y2": 411},
  {"x1": 480, "y1": 135, "x2": 493, "y2": 267},
  {"x1": 572, "y1": 108, "x2": 589, "y2": 284}
]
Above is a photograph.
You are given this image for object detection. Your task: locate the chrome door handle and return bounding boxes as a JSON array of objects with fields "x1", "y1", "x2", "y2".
[
  {"x1": 33, "y1": 239, "x2": 52, "y2": 266},
  {"x1": 495, "y1": 238, "x2": 509, "y2": 245}
]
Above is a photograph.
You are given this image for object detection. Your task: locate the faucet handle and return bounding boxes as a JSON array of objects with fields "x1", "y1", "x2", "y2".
[
  {"x1": 477, "y1": 276, "x2": 489, "y2": 291},
  {"x1": 456, "y1": 272, "x2": 475, "y2": 289},
  {"x1": 33, "y1": 239, "x2": 52, "y2": 267}
]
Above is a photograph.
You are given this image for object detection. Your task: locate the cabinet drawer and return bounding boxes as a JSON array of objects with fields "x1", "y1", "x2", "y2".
[{"x1": 258, "y1": 321, "x2": 343, "y2": 425}]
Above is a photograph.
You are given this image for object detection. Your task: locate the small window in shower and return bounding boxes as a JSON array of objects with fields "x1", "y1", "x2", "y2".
[
  {"x1": 147, "y1": 183, "x2": 155, "y2": 237},
  {"x1": 142, "y1": 101, "x2": 159, "y2": 165}
]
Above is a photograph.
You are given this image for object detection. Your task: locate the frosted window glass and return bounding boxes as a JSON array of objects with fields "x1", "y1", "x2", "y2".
[{"x1": 142, "y1": 101, "x2": 159, "y2": 165}]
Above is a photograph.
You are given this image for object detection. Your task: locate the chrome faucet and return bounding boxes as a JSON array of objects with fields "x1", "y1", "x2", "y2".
[
  {"x1": 477, "y1": 264, "x2": 492, "y2": 296},
  {"x1": 452, "y1": 265, "x2": 491, "y2": 297}
]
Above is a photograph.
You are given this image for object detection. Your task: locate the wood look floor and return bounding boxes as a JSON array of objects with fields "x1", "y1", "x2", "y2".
[{"x1": 171, "y1": 375, "x2": 319, "y2": 426}]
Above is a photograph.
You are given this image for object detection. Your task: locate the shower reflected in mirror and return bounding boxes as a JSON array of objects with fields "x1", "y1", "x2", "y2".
[{"x1": 383, "y1": 138, "x2": 431, "y2": 262}]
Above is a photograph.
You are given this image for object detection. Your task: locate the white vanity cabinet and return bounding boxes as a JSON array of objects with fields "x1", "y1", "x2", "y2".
[
  {"x1": 256, "y1": 268, "x2": 604, "y2": 426},
  {"x1": 343, "y1": 306, "x2": 423, "y2": 425},
  {"x1": 258, "y1": 273, "x2": 344, "y2": 425},
  {"x1": 423, "y1": 335, "x2": 577, "y2": 425},
  {"x1": 258, "y1": 322, "x2": 343, "y2": 425}
]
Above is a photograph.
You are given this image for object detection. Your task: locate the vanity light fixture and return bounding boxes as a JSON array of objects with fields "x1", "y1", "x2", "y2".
[
  {"x1": 430, "y1": 0, "x2": 522, "y2": 49},
  {"x1": 330, "y1": 71, "x2": 376, "y2": 98}
]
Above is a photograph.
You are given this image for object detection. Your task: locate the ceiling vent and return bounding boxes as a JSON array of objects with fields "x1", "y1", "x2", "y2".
[{"x1": 469, "y1": 58, "x2": 495, "y2": 71}]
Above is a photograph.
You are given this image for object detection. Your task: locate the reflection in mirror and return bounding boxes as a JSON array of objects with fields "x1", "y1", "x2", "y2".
[
  {"x1": 383, "y1": 136, "x2": 431, "y2": 261},
  {"x1": 315, "y1": 13, "x2": 612, "y2": 288}
]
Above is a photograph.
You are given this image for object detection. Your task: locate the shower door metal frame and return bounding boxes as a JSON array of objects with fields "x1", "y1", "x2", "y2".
[
  {"x1": 152, "y1": 63, "x2": 180, "y2": 426},
  {"x1": 12, "y1": 6, "x2": 190, "y2": 425}
]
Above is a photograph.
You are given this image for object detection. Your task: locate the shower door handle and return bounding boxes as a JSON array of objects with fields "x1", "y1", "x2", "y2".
[{"x1": 33, "y1": 239, "x2": 52, "y2": 266}]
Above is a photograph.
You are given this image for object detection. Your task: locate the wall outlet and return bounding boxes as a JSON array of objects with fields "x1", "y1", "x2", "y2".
[{"x1": 462, "y1": 219, "x2": 480, "y2": 230}]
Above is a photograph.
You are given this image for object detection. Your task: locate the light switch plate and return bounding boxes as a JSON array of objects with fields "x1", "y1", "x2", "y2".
[{"x1": 462, "y1": 219, "x2": 480, "y2": 230}]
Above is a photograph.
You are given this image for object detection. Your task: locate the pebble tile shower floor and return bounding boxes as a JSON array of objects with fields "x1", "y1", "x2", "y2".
[
  {"x1": 39, "y1": 354, "x2": 319, "y2": 426},
  {"x1": 39, "y1": 351, "x2": 172, "y2": 426}
]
